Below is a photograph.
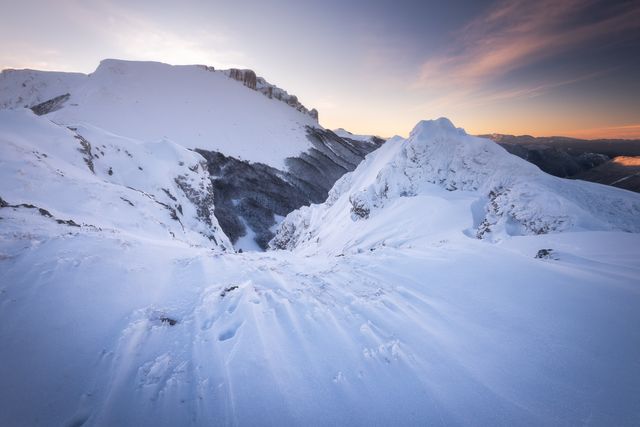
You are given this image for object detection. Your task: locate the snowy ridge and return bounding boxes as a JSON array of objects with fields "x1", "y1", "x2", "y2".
[
  {"x1": 0, "y1": 59, "x2": 319, "y2": 168},
  {"x1": 272, "y1": 118, "x2": 640, "y2": 253},
  {"x1": 0, "y1": 109, "x2": 231, "y2": 249}
]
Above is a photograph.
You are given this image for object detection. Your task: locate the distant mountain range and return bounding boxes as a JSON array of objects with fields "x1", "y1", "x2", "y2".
[{"x1": 483, "y1": 133, "x2": 640, "y2": 192}]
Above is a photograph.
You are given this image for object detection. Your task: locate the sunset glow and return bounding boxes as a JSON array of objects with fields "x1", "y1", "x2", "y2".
[{"x1": 1, "y1": 0, "x2": 639, "y2": 138}]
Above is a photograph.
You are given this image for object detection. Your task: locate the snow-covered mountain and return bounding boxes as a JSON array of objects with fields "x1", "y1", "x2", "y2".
[
  {"x1": 272, "y1": 118, "x2": 640, "y2": 254},
  {"x1": 1, "y1": 63, "x2": 640, "y2": 426},
  {"x1": 0, "y1": 109, "x2": 232, "y2": 249},
  {"x1": 1, "y1": 59, "x2": 318, "y2": 168},
  {"x1": 0, "y1": 59, "x2": 383, "y2": 249}
]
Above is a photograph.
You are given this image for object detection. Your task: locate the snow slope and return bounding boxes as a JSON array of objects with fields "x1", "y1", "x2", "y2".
[
  {"x1": 0, "y1": 109, "x2": 231, "y2": 249},
  {"x1": 1, "y1": 102, "x2": 640, "y2": 425},
  {"x1": 0, "y1": 59, "x2": 319, "y2": 168},
  {"x1": 272, "y1": 118, "x2": 640, "y2": 254},
  {"x1": 1, "y1": 218, "x2": 639, "y2": 426}
]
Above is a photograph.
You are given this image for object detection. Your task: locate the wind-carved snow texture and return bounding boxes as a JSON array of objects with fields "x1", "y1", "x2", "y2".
[
  {"x1": 2, "y1": 223, "x2": 640, "y2": 426},
  {"x1": 272, "y1": 118, "x2": 640, "y2": 253}
]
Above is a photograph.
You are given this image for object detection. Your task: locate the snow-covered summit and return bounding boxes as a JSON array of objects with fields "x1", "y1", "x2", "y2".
[
  {"x1": 0, "y1": 59, "x2": 320, "y2": 168},
  {"x1": 272, "y1": 118, "x2": 640, "y2": 253}
]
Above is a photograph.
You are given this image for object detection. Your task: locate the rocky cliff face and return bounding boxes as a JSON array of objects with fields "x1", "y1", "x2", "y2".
[{"x1": 222, "y1": 68, "x2": 319, "y2": 121}]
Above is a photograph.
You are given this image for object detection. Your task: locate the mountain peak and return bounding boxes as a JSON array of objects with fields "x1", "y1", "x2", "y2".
[{"x1": 409, "y1": 117, "x2": 463, "y2": 139}]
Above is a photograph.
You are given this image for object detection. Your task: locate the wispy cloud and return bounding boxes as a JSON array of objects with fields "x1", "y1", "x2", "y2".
[{"x1": 415, "y1": 0, "x2": 640, "y2": 93}]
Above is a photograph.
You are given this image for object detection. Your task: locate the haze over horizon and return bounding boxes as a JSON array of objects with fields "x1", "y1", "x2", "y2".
[{"x1": 2, "y1": 0, "x2": 639, "y2": 139}]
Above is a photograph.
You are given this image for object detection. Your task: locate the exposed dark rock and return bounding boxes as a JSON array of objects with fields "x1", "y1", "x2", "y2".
[
  {"x1": 228, "y1": 68, "x2": 257, "y2": 89},
  {"x1": 120, "y1": 197, "x2": 135, "y2": 207},
  {"x1": 0, "y1": 196, "x2": 81, "y2": 227},
  {"x1": 196, "y1": 127, "x2": 383, "y2": 250},
  {"x1": 221, "y1": 68, "x2": 318, "y2": 120},
  {"x1": 220, "y1": 285, "x2": 239, "y2": 298},
  {"x1": 160, "y1": 316, "x2": 178, "y2": 326},
  {"x1": 349, "y1": 193, "x2": 370, "y2": 220},
  {"x1": 72, "y1": 132, "x2": 95, "y2": 174},
  {"x1": 162, "y1": 188, "x2": 177, "y2": 201},
  {"x1": 30, "y1": 93, "x2": 70, "y2": 115},
  {"x1": 535, "y1": 249, "x2": 556, "y2": 259}
]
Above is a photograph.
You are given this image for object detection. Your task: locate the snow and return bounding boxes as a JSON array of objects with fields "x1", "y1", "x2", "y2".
[
  {"x1": 1, "y1": 59, "x2": 319, "y2": 168},
  {"x1": 1, "y1": 222, "x2": 639, "y2": 425},
  {"x1": 1, "y1": 106, "x2": 640, "y2": 426},
  {"x1": 333, "y1": 127, "x2": 380, "y2": 143},
  {"x1": 0, "y1": 109, "x2": 231, "y2": 249},
  {"x1": 273, "y1": 118, "x2": 640, "y2": 254},
  {"x1": 0, "y1": 68, "x2": 85, "y2": 109},
  {"x1": 233, "y1": 218, "x2": 262, "y2": 252}
]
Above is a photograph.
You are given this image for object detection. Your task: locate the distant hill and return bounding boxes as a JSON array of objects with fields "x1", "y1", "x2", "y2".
[{"x1": 482, "y1": 133, "x2": 640, "y2": 193}]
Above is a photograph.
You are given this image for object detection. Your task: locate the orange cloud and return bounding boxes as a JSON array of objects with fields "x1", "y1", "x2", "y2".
[{"x1": 416, "y1": 0, "x2": 640, "y2": 89}]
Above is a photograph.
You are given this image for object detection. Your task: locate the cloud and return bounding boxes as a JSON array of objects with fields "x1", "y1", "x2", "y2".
[
  {"x1": 416, "y1": 0, "x2": 640, "y2": 90},
  {"x1": 62, "y1": 0, "x2": 248, "y2": 69}
]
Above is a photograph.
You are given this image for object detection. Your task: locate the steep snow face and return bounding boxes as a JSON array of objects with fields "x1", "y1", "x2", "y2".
[
  {"x1": 272, "y1": 118, "x2": 640, "y2": 254},
  {"x1": 0, "y1": 109, "x2": 231, "y2": 249},
  {"x1": 0, "y1": 59, "x2": 319, "y2": 168}
]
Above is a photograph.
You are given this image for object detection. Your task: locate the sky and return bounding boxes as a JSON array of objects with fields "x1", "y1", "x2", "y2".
[{"x1": 1, "y1": 0, "x2": 639, "y2": 139}]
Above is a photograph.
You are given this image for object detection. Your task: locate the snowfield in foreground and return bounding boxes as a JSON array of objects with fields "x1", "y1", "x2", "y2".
[
  {"x1": 1, "y1": 221, "x2": 639, "y2": 426},
  {"x1": 1, "y1": 117, "x2": 640, "y2": 426}
]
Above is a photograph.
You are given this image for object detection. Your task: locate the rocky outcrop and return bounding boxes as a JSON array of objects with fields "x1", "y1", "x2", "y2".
[
  {"x1": 227, "y1": 68, "x2": 257, "y2": 90},
  {"x1": 30, "y1": 93, "x2": 70, "y2": 115},
  {"x1": 221, "y1": 68, "x2": 318, "y2": 121}
]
